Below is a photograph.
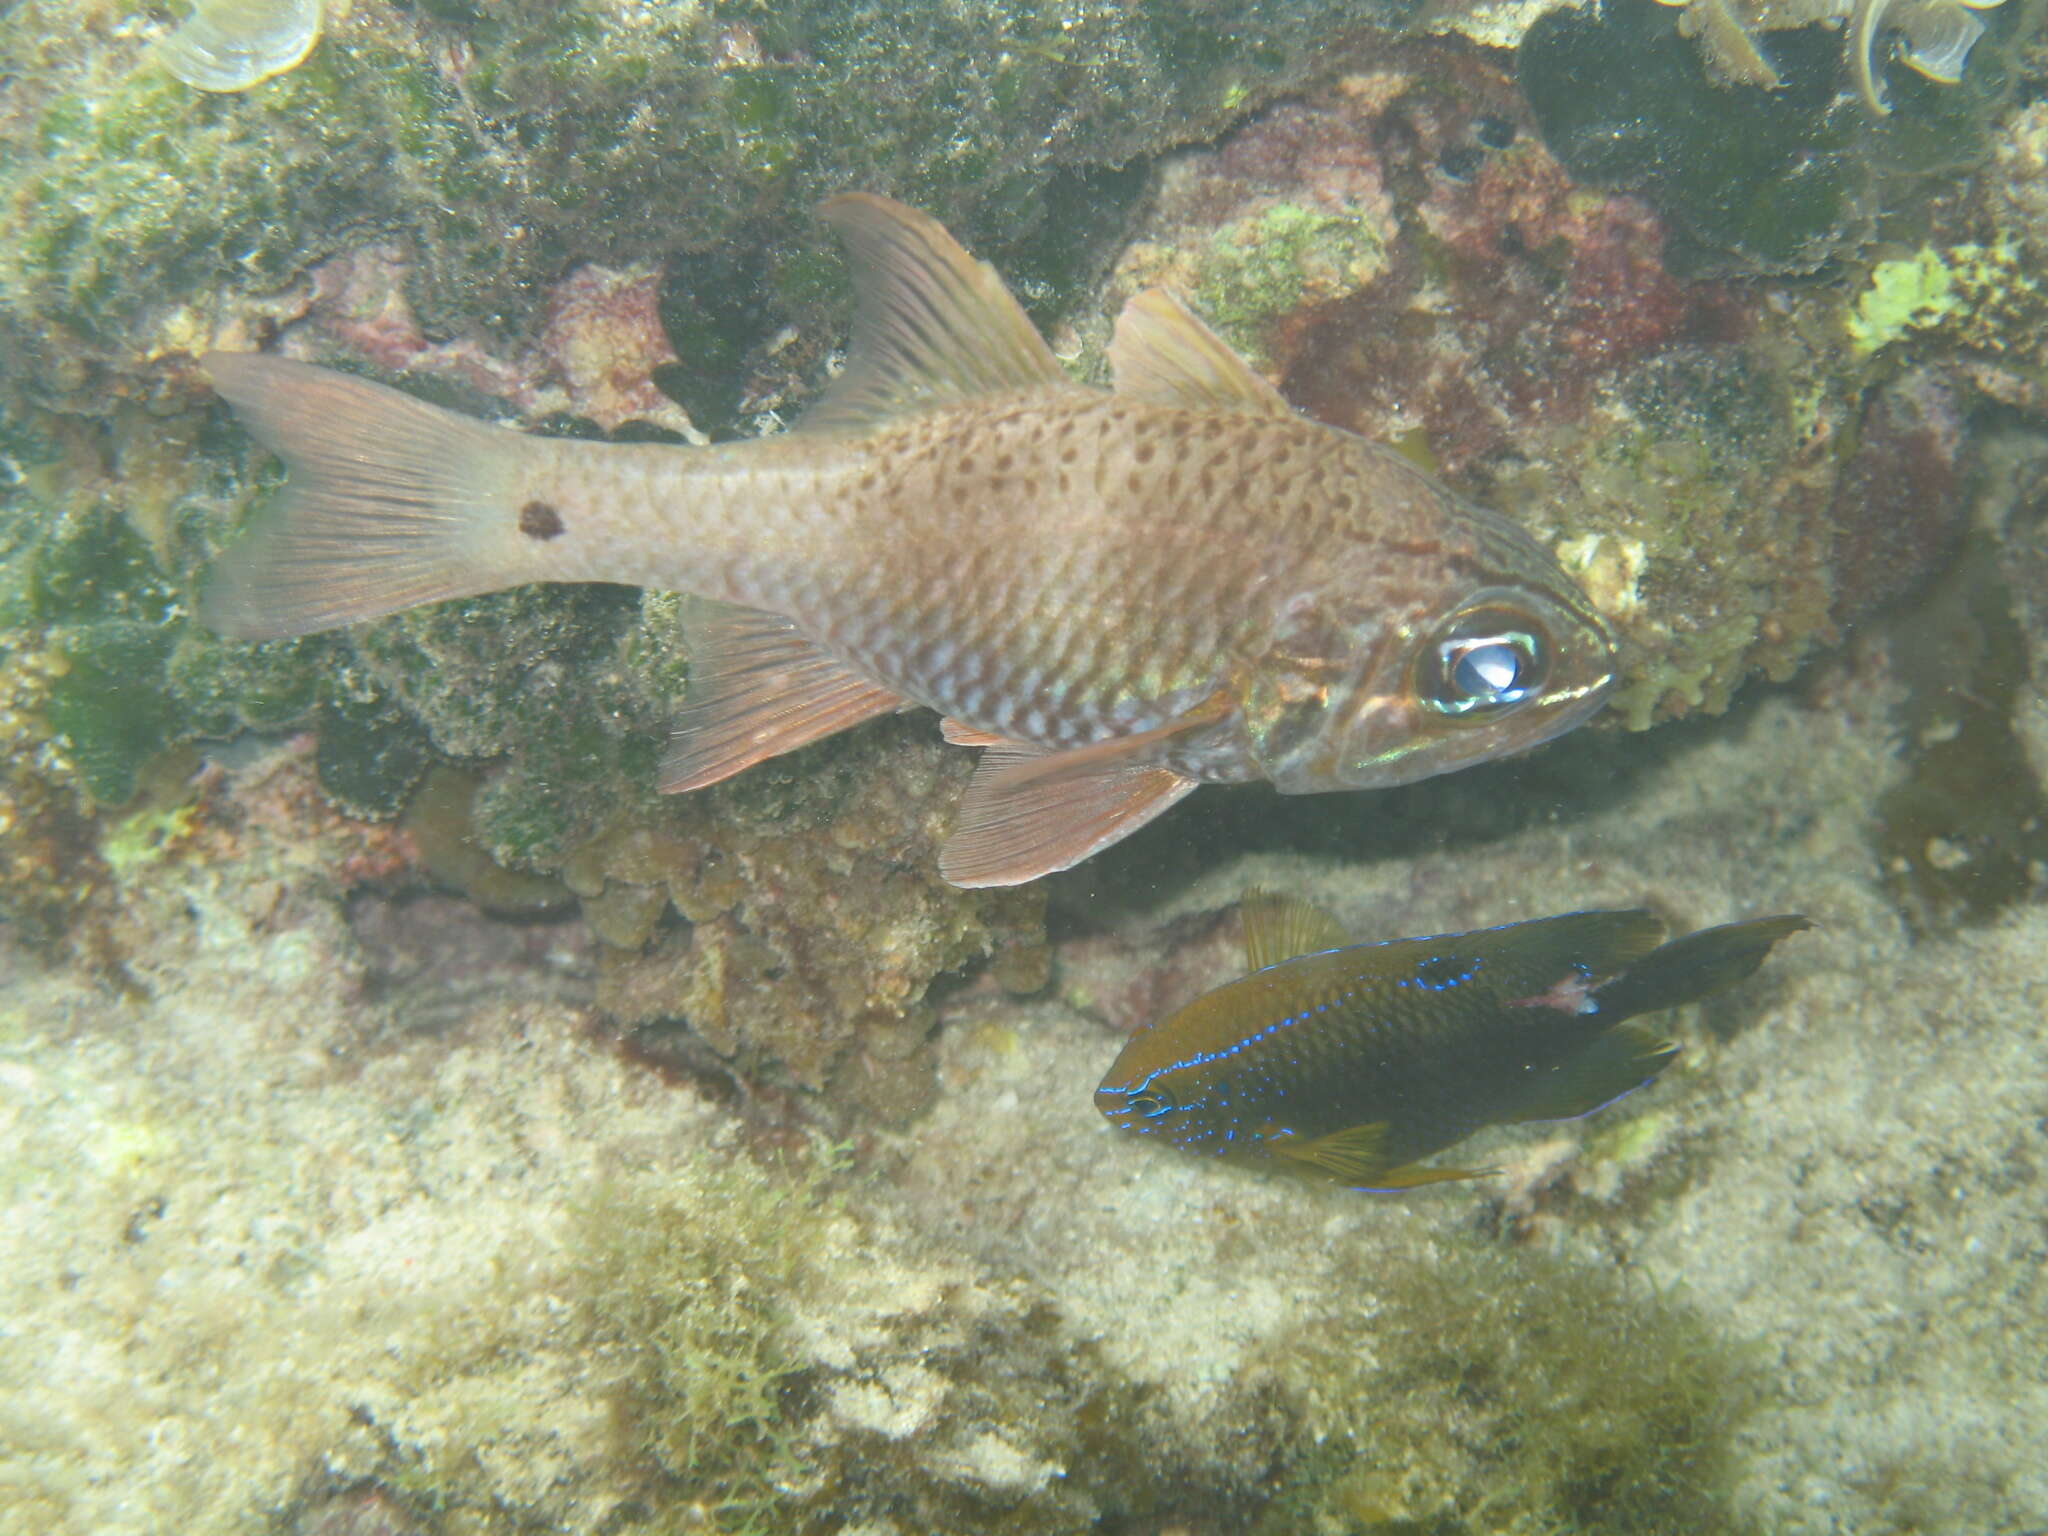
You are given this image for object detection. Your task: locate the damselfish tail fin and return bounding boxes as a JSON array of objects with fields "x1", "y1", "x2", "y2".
[{"x1": 202, "y1": 353, "x2": 534, "y2": 639}]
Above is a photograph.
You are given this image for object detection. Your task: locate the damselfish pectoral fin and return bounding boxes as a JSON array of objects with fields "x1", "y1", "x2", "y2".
[
  {"x1": 1271, "y1": 1122, "x2": 1492, "y2": 1191},
  {"x1": 1509, "y1": 1023, "x2": 1680, "y2": 1124},
  {"x1": 660, "y1": 601, "x2": 906, "y2": 793},
  {"x1": 938, "y1": 738, "x2": 1199, "y2": 887}
]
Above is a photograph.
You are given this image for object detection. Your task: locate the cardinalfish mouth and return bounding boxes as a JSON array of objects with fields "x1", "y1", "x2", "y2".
[{"x1": 1096, "y1": 891, "x2": 1810, "y2": 1191}]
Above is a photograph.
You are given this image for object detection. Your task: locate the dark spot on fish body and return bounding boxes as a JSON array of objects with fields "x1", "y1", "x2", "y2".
[
  {"x1": 1134, "y1": 440, "x2": 1157, "y2": 466},
  {"x1": 519, "y1": 500, "x2": 565, "y2": 540}
]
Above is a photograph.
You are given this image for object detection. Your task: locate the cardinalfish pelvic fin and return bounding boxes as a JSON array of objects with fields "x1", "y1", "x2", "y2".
[
  {"x1": 1096, "y1": 892, "x2": 1811, "y2": 1191},
  {"x1": 199, "y1": 195, "x2": 1616, "y2": 889}
]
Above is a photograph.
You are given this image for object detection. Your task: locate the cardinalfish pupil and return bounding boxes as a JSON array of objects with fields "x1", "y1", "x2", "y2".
[
  {"x1": 1420, "y1": 613, "x2": 1549, "y2": 717},
  {"x1": 1096, "y1": 891, "x2": 1809, "y2": 1191}
]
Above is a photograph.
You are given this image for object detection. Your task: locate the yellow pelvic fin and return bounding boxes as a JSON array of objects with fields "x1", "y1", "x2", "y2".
[
  {"x1": 1240, "y1": 888, "x2": 1348, "y2": 973},
  {"x1": 1273, "y1": 1121, "x2": 1496, "y2": 1190},
  {"x1": 659, "y1": 601, "x2": 906, "y2": 793},
  {"x1": 1108, "y1": 288, "x2": 1299, "y2": 418},
  {"x1": 804, "y1": 194, "x2": 1076, "y2": 434}
]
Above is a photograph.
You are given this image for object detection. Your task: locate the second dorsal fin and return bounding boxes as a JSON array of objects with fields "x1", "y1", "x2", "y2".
[
  {"x1": 1240, "y1": 888, "x2": 1349, "y2": 972},
  {"x1": 802, "y1": 194, "x2": 1074, "y2": 434},
  {"x1": 1108, "y1": 288, "x2": 1298, "y2": 418}
]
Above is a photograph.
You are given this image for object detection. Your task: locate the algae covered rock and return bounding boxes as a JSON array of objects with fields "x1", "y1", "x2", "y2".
[{"x1": 1106, "y1": 40, "x2": 1989, "y2": 728}]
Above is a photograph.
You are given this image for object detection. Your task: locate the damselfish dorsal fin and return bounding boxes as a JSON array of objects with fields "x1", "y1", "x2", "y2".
[
  {"x1": 803, "y1": 194, "x2": 1074, "y2": 434},
  {"x1": 659, "y1": 601, "x2": 906, "y2": 793},
  {"x1": 1108, "y1": 288, "x2": 1297, "y2": 418},
  {"x1": 1240, "y1": 889, "x2": 1348, "y2": 972}
]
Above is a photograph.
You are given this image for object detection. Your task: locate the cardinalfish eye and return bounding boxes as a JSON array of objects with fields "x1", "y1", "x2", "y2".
[{"x1": 1416, "y1": 604, "x2": 1552, "y2": 719}]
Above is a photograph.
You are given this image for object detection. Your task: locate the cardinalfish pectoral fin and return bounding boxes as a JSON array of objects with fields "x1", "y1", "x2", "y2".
[
  {"x1": 199, "y1": 353, "x2": 534, "y2": 640},
  {"x1": 1271, "y1": 1122, "x2": 1494, "y2": 1191},
  {"x1": 659, "y1": 600, "x2": 908, "y2": 793},
  {"x1": 1239, "y1": 889, "x2": 1349, "y2": 973},
  {"x1": 1591, "y1": 914, "x2": 1812, "y2": 1024}
]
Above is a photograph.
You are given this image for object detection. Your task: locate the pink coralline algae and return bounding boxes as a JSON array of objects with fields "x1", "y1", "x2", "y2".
[
  {"x1": 539, "y1": 265, "x2": 691, "y2": 435},
  {"x1": 231, "y1": 245, "x2": 694, "y2": 436}
]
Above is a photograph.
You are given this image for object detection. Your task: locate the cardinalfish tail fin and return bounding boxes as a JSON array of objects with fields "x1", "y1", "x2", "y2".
[{"x1": 201, "y1": 353, "x2": 539, "y2": 639}]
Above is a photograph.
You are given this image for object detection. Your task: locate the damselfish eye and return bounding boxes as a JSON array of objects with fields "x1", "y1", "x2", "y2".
[
  {"x1": 1126, "y1": 1090, "x2": 1173, "y2": 1118},
  {"x1": 1416, "y1": 606, "x2": 1551, "y2": 718}
]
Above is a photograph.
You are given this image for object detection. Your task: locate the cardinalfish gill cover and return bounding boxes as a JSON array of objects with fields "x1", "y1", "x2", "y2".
[
  {"x1": 199, "y1": 195, "x2": 1617, "y2": 887},
  {"x1": 1096, "y1": 893, "x2": 1810, "y2": 1190}
]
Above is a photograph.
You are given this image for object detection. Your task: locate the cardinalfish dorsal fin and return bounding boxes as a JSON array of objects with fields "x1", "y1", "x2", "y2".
[
  {"x1": 1240, "y1": 888, "x2": 1348, "y2": 973},
  {"x1": 659, "y1": 600, "x2": 906, "y2": 793},
  {"x1": 1107, "y1": 288, "x2": 1299, "y2": 419},
  {"x1": 1591, "y1": 914, "x2": 1812, "y2": 1023},
  {"x1": 803, "y1": 194, "x2": 1075, "y2": 434}
]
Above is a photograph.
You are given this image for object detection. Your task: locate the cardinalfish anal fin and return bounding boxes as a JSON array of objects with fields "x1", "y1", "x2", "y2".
[{"x1": 1096, "y1": 891, "x2": 1810, "y2": 1191}]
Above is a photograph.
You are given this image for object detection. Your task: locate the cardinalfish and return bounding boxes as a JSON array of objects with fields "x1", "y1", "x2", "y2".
[
  {"x1": 1096, "y1": 893, "x2": 1809, "y2": 1190},
  {"x1": 200, "y1": 195, "x2": 1615, "y2": 888}
]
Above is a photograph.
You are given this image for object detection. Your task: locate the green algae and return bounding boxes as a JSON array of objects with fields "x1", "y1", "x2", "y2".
[
  {"x1": 0, "y1": 0, "x2": 1352, "y2": 396},
  {"x1": 1258, "y1": 1243, "x2": 1762, "y2": 1536},
  {"x1": 575, "y1": 1161, "x2": 823, "y2": 1533},
  {"x1": 1189, "y1": 202, "x2": 1388, "y2": 360},
  {"x1": 1845, "y1": 234, "x2": 2048, "y2": 360}
]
